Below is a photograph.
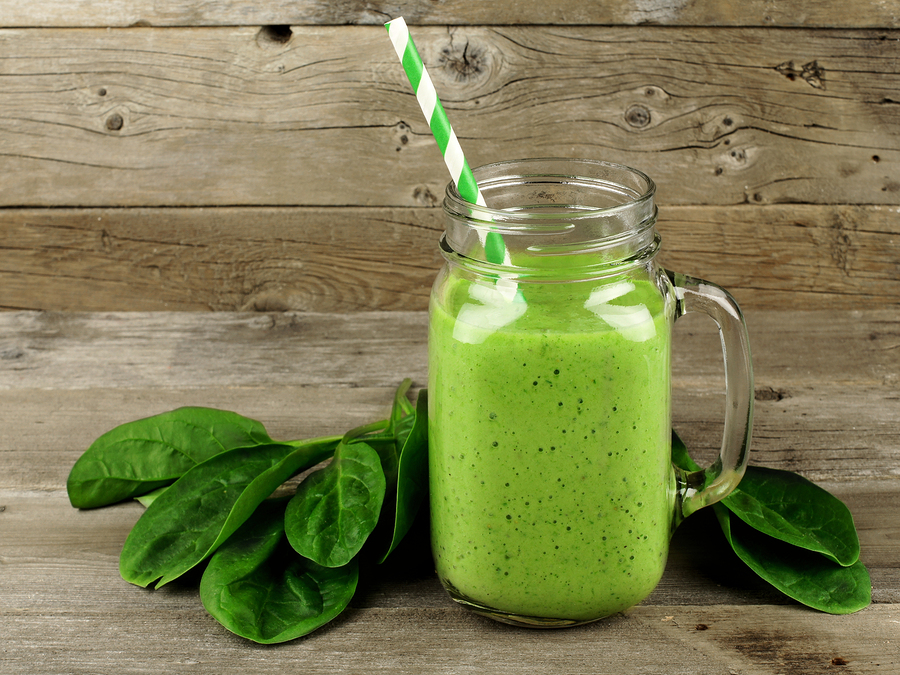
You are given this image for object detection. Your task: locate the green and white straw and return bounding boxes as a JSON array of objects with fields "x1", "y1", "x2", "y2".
[{"x1": 385, "y1": 17, "x2": 507, "y2": 266}]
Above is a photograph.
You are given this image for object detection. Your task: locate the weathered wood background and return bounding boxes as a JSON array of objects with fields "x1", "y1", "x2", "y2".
[
  {"x1": 1, "y1": 1, "x2": 898, "y2": 312},
  {"x1": 1, "y1": 309, "x2": 898, "y2": 674},
  {"x1": 1, "y1": 4, "x2": 899, "y2": 673}
]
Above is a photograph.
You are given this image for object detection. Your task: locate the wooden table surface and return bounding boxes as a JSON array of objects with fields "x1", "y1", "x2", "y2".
[{"x1": 1, "y1": 309, "x2": 897, "y2": 674}]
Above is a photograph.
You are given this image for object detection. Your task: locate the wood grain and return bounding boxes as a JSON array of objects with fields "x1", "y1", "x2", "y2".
[
  {"x1": 1, "y1": 309, "x2": 896, "y2": 484},
  {"x1": 1, "y1": 26, "x2": 897, "y2": 208},
  {"x1": 2, "y1": 0, "x2": 896, "y2": 668},
  {"x1": 0, "y1": 310, "x2": 897, "y2": 674},
  {"x1": 2, "y1": 204, "x2": 897, "y2": 312},
  {"x1": 0, "y1": 488, "x2": 896, "y2": 675},
  {"x1": 4, "y1": 309, "x2": 896, "y2": 390},
  {"x1": 0, "y1": 0, "x2": 898, "y2": 29}
]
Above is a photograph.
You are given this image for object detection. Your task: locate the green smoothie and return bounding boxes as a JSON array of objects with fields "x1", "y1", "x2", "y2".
[{"x1": 428, "y1": 271, "x2": 676, "y2": 622}]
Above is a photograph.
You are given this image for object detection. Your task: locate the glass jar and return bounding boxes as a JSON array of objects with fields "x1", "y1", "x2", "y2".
[{"x1": 428, "y1": 158, "x2": 753, "y2": 626}]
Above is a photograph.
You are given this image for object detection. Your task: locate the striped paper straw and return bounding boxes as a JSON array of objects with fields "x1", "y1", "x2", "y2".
[{"x1": 385, "y1": 17, "x2": 506, "y2": 265}]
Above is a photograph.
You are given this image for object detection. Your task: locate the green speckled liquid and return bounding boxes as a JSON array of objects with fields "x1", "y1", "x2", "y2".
[{"x1": 428, "y1": 272, "x2": 676, "y2": 623}]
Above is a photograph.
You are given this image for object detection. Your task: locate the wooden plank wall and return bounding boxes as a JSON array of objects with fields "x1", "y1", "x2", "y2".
[{"x1": 1, "y1": 2, "x2": 898, "y2": 312}]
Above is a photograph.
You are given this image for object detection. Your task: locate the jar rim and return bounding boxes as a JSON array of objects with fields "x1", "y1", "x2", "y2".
[{"x1": 444, "y1": 158, "x2": 656, "y2": 225}]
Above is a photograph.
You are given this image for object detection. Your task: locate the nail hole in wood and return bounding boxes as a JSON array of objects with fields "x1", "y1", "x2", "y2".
[{"x1": 258, "y1": 25, "x2": 293, "y2": 45}]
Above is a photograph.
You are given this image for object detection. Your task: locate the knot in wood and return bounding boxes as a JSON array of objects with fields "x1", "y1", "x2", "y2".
[
  {"x1": 729, "y1": 148, "x2": 747, "y2": 164},
  {"x1": 413, "y1": 185, "x2": 439, "y2": 207},
  {"x1": 105, "y1": 113, "x2": 124, "y2": 132},
  {"x1": 754, "y1": 386, "x2": 789, "y2": 402},
  {"x1": 775, "y1": 60, "x2": 826, "y2": 90},
  {"x1": 1, "y1": 347, "x2": 25, "y2": 360},
  {"x1": 438, "y1": 38, "x2": 488, "y2": 83},
  {"x1": 394, "y1": 121, "x2": 412, "y2": 153},
  {"x1": 625, "y1": 105, "x2": 651, "y2": 128}
]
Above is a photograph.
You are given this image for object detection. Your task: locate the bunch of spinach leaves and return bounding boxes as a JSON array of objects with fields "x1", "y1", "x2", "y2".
[
  {"x1": 672, "y1": 432, "x2": 871, "y2": 614},
  {"x1": 67, "y1": 380, "x2": 428, "y2": 643},
  {"x1": 68, "y1": 387, "x2": 870, "y2": 644}
]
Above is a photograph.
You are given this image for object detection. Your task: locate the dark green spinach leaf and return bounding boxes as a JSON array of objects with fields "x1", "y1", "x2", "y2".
[
  {"x1": 390, "y1": 377, "x2": 416, "y2": 426},
  {"x1": 673, "y1": 430, "x2": 870, "y2": 614},
  {"x1": 715, "y1": 505, "x2": 871, "y2": 614},
  {"x1": 377, "y1": 389, "x2": 429, "y2": 563},
  {"x1": 120, "y1": 435, "x2": 339, "y2": 588},
  {"x1": 671, "y1": 431, "x2": 701, "y2": 474},
  {"x1": 673, "y1": 431, "x2": 860, "y2": 566},
  {"x1": 67, "y1": 407, "x2": 279, "y2": 509},
  {"x1": 723, "y1": 466, "x2": 860, "y2": 566},
  {"x1": 200, "y1": 498, "x2": 358, "y2": 644},
  {"x1": 285, "y1": 441, "x2": 386, "y2": 568},
  {"x1": 342, "y1": 378, "x2": 415, "y2": 485}
]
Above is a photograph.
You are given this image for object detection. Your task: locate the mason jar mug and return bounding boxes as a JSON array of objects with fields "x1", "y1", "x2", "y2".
[{"x1": 427, "y1": 158, "x2": 753, "y2": 627}]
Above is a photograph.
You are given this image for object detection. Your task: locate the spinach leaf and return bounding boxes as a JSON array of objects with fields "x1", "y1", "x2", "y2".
[
  {"x1": 343, "y1": 421, "x2": 400, "y2": 487},
  {"x1": 722, "y1": 466, "x2": 860, "y2": 566},
  {"x1": 67, "y1": 407, "x2": 279, "y2": 509},
  {"x1": 342, "y1": 379, "x2": 415, "y2": 485},
  {"x1": 671, "y1": 431, "x2": 701, "y2": 473},
  {"x1": 673, "y1": 430, "x2": 870, "y2": 614},
  {"x1": 377, "y1": 389, "x2": 429, "y2": 563},
  {"x1": 673, "y1": 431, "x2": 860, "y2": 566},
  {"x1": 200, "y1": 498, "x2": 358, "y2": 644},
  {"x1": 715, "y1": 505, "x2": 871, "y2": 614},
  {"x1": 285, "y1": 441, "x2": 386, "y2": 568},
  {"x1": 390, "y1": 377, "x2": 416, "y2": 427},
  {"x1": 120, "y1": 435, "x2": 339, "y2": 588},
  {"x1": 134, "y1": 486, "x2": 168, "y2": 508}
]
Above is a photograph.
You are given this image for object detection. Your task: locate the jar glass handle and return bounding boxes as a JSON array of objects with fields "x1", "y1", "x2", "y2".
[{"x1": 667, "y1": 271, "x2": 754, "y2": 520}]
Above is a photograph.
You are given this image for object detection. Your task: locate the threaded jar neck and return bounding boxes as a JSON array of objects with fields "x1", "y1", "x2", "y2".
[{"x1": 442, "y1": 158, "x2": 659, "y2": 280}]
